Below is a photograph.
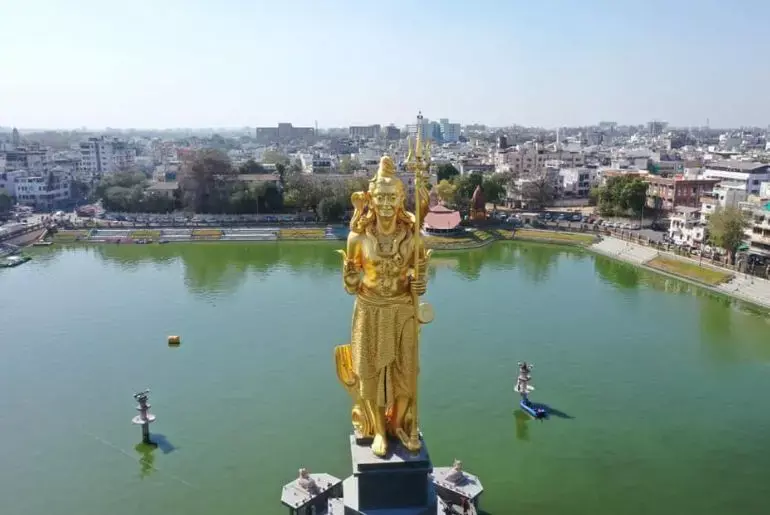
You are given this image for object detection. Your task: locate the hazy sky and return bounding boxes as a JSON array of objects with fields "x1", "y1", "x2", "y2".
[{"x1": 2, "y1": 0, "x2": 768, "y2": 129}]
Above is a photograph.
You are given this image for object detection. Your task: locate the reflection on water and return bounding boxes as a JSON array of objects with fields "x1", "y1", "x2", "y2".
[
  {"x1": 594, "y1": 256, "x2": 641, "y2": 290},
  {"x1": 86, "y1": 242, "x2": 339, "y2": 295},
  {"x1": 443, "y1": 242, "x2": 585, "y2": 283},
  {"x1": 513, "y1": 409, "x2": 531, "y2": 442},
  {"x1": 698, "y1": 295, "x2": 770, "y2": 362},
  {"x1": 135, "y1": 442, "x2": 156, "y2": 479},
  {"x1": 31, "y1": 242, "x2": 769, "y2": 323},
  {"x1": 34, "y1": 241, "x2": 586, "y2": 294}
]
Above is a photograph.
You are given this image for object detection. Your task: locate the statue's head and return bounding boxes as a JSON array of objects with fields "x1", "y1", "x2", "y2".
[
  {"x1": 452, "y1": 459, "x2": 463, "y2": 471},
  {"x1": 298, "y1": 468, "x2": 309, "y2": 479},
  {"x1": 368, "y1": 156, "x2": 406, "y2": 221}
]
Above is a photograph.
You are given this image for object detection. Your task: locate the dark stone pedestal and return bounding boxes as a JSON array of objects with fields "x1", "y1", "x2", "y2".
[{"x1": 337, "y1": 434, "x2": 439, "y2": 515}]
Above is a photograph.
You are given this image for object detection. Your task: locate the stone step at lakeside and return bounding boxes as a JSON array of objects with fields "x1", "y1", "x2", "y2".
[
  {"x1": 591, "y1": 237, "x2": 657, "y2": 264},
  {"x1": 224, "y1": 227, "x2": 279, "y2": 234},
  {"x1": 89, "y1": 229, "x2": 132, "y2": 240},
  {"x1": 221, "y1": 234, "x2": 277, "y2": 241}
]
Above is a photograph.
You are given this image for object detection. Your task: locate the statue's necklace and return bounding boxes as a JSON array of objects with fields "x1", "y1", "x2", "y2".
[{"x1": 375, "y1": 231, "x2": 396, "y2": 256}]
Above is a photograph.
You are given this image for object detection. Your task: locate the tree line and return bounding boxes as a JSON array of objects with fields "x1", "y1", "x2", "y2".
[
  {"x1": 93, "y1": 149, "x2": 370, "y2": 221},
  {"x1": 433, "y1": 163, "x2": 559, "y2": 211},
  {"x1": 590, "y1": 174, "x2": 648, "y2": 216}
]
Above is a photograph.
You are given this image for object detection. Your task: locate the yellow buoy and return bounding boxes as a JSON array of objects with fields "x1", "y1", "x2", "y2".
[{"x1": 168, "y1": 335, "x2": 181, "y2": 346}]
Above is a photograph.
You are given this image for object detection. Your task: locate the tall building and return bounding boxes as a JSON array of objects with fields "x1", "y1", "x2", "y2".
[
  {"x1": 349, "y1": 125, "x2": 381, "y2": 139},
  {"x1": 406, "y1": 114, "x2": 432, "y2": 142},
  {"x1": 256, "y1": 123, "x2": 315, "y2": 143},
  {"x1": 647, "y1": 121, "x2": 668, "y2": 137},
  {"x1": 11, "y1": 128, "x2": 20, "y2": 148},
  {"x1": 78, "y1": 137, "x2": 136, "y2": 176},
  {"x1": 439, "y1": 119, "x2": 461, "y2": 143},
  {"x1": 384, "y1": 125, "x2": 401, "y2": 141}
]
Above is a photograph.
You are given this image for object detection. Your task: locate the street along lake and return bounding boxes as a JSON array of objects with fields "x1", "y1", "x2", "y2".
[{"x1": 1, "y1": 242, "x2": 768, "y2": 515}]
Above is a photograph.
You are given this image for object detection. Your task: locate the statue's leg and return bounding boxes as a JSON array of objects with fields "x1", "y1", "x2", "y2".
[
  {"x1": 389, "y1": 396, "x2": 411, "y2": 434},
  {"x1": 364, "y1": 399, "x2": 388, "y2": 457},
  {"x1": 391, "y1": 315, "x2": 421, "y2": 452}
]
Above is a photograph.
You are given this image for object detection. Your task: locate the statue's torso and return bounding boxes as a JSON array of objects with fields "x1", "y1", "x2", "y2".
[{"x1": 358, "y1": 224, "x2": 413, "y2": 298}]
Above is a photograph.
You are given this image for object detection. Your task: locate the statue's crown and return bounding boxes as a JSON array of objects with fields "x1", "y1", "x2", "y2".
[{"x1": 376, "y1": 156, "x2": 396, "y2": 179}]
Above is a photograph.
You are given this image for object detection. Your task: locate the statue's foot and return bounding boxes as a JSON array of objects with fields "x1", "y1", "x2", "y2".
[
  {"x1": 371, "y1": 433, "x2": 388, "y2": 457},
  {"x1": 395, "y1": 428, "x2": 421, "y2": 453}
]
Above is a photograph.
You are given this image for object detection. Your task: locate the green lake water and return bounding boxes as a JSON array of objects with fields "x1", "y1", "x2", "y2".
[{"x1": 1, "y1": 242, "x2": 769, "y2": 515}]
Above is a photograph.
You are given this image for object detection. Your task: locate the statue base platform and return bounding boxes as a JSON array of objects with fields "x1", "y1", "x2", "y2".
[
  {"x1": 336, "y1": 433, "x2": 437, "y2": 515},
  {"x1": 280, "y1": 433, "x2": 484, "y2": 515}
]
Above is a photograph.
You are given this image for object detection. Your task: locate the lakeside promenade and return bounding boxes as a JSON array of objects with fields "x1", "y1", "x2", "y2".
[{"x1": 592, "y1": 236, "x2": 770, "y2": 311}]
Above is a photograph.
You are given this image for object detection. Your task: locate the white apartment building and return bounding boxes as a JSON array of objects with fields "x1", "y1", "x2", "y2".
[
  {"x1": 702, "y1": 161, "x2": 770, "y2": 195},
  {"x1": 495, "y1": 147, "x2": 585, "y2": 175},
  {"x1": 299, "y1": 153, "x2": 333, "y2": 174},
  {"x1": 78, "y1": 137, "x2": 136, "y2": 176},
  {"x1": 760, "y1": 182, "x2": 770, "y2": 198},
  {"x1": 0, "y1": 170, "x2": 26, "y2": 195},
  {"x1": 1, "y1": 169, "x2": 71, "y2": 210},
  {"x1": 668, "y1": 207, "x2": 706, "y2": 246},
  {"x1": 741, "y1": 203, "x2": 770, "y2": 257},
  {"x1": 559, "y1": 167, "x2": 599, "y2": 197},
  {"x1": 699, "y1": 185, "x2": 748, "y2": 223},
  {"x1": 1, "y1": 150, "x2": 47, "y2": 173}
]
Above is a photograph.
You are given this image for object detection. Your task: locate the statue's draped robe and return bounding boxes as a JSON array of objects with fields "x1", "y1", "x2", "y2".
[{"x1": 350, "y1": 225, "x2": 417, "y2": 409}]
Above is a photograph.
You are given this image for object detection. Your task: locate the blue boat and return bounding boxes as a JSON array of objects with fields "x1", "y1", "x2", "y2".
[{"x1": 520, "y1": 399, "x2": 547, "y2": 419}]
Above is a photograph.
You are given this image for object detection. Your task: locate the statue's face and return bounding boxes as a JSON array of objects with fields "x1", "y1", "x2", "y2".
[{"x1": 370, "y1": 181, "x2": 402, "y2": 220}]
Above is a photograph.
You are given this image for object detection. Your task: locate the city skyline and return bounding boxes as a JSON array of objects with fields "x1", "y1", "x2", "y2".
[{"x1": 3, "y1": 0, "x2": 769, "y2": 129}]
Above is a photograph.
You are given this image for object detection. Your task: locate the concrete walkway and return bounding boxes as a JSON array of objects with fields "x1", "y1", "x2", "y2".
[
  {"x1": 591, "y1": 236, "x2": 770, "y2": 310},
  {"x1": 592, "y1": 237, "x2": 657, "y2": 264}
]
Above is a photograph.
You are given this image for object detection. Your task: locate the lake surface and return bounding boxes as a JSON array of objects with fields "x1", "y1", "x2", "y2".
[{"x1": 1, "y1": 242, "x2": 769, "y2": 515}]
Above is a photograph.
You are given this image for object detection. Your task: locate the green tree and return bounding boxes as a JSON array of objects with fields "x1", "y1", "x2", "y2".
[
  {"x1": 70, "y1": 179, "x2": 91, "y2": 202},
  {"x1": 318, "y1": 197, "x2": 346, "y2": 222},
  {"x1": 261, "y1": 150, "x2": 290, "y2": 166},
  {"x1": 707, "y1": 207, "x2": 750, "y2": 264},
  {"x1": 275, "y1": 163, "x2": 286, "y2": 185},
  {"x1": 284, "y1": 173, "x2": 324, "y2": 212},
  {"x1": 261, "y1": 184, "x2": 284, "y2": 213},
  {"x1": 338, "y1": 156, "x2": 361, "y2": 174},
  {"x1": 141, "y1": 192, "x2": 176, "y2": 213},
  {"x1": 0, "y1": 191, "x2": 13, "y2": 213},
  {"x1": 519, "y1": 172, "x2": 554, "y2": 208},
  {"x1": 455, "y1": 172, "x2": 483, "y2": 200},
  {"x1": 595, "y1": 175, "x2": 648, "y2": 215},
  {"x1": 437, "y1": 163, "x2": 460, "y2": 182},
  {"x1": 94, "y1": 171, "x2": 147, "y2": 200},
  {"x1": 434, "y1": 179, "x2": 457, "y2": 205},
  {"x1": 289, "y1": 160, "x2": 303, "y2": 174},
  {"x1": 482, "y1": 174, "x2": 508, "y2": 207},
  {"x1": 179, "y1": 149, "x2": 234, "y2": 212},
  {"x1": 588, "y1": 187, "x2": 600, "y2": 207},
  {"x1": 238, "y1": 159, "x2": 266, "y2": 174}
]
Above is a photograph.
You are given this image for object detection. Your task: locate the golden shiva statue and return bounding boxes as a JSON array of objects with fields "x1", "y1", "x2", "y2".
[{"x1": 335, "y1": 148, "x2": 433, "y2": 458}]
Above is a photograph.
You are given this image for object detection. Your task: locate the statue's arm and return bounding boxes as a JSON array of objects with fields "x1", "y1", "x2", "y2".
[
  {"x1": 339, "y1": 232, "x2": 363, "y2": 295},
  {"x1": 409, "y1": 239, "x2": 432, "y2": 296}
]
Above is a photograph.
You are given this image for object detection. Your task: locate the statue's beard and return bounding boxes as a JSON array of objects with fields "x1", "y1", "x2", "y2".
[{"x1": 375, "y1": 208, "x2": 396, "y2": 220}]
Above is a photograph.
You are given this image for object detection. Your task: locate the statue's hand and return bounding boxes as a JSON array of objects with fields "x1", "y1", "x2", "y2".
[
  {"x1": 351, "y1": 191, "x2": 366, "y2": 213},
  {"x1": 338, "y1": 250, "x2": 361, "y2": 294},
  {"x1": 410, "y1": 249, "x2": 431, "y2": 296},
  {"x1": 410, "y1": 278, "x2": 427, "y2": 296}
]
